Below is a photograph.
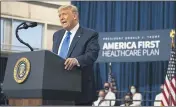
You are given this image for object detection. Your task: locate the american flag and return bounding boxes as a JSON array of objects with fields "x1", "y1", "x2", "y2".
[
  {"x1": 108, "y1": 62, "x2": 117, "y2": 92},
  {"x1": 108, "y1": 63, "x2": 112, "y2": 83},
  {"x1": 161, "y1": 48, "x2": 176, "y2": 106}
]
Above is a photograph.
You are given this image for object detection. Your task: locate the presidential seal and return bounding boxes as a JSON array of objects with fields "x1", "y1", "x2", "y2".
[{"x1": 14, "y1": 57, "x2": 31, "y2": 84}]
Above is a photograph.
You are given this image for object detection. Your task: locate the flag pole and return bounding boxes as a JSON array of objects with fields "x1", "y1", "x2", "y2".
[
  {"x1": 108, "y1": 62, "x2": 113, "y2": 90},
  {"x1": 169, "y1": 29, "x2": 175, "y2": 106},
  {"x1": 108, "y1": 62, "x2": 117, "y2": 93},
  {"x1": 161, "y1": 29, "x2": 176, "y2": 106},
  {"x1": 108, "y1": 62, "x2": 112, "y2": 85},
  {"x1": 108, "y1": 62, "x2": 112, "y2": 106}
]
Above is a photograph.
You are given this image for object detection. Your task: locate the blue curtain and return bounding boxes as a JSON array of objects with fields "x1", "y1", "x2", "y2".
[{"x1": 72, "y1": 1, "x2": 176, "y2": 106}]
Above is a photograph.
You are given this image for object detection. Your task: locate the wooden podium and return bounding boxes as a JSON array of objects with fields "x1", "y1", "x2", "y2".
[
  {"x1": 8, "y1": 98, "x2": 75, "y2": 106},
  {"x1": 2, "y1": 50, "x2": 82, "y2": 106}
]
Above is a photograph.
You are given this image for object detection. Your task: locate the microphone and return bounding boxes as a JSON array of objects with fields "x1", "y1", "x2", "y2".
[
  {"x1": 16, "y1": 21, "x2": 36, "y2": 51},
  {"x1": 19, "y1": 22, "x2": 37, "y2": 29}
]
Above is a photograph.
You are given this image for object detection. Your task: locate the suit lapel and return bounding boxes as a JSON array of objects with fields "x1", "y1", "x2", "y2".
[
  {"x1": 55, "y1": 30, "x2": 65, "y2": 54},
  {"x1": 67, "y1": 26, "x2": 82, "y2": 57}
]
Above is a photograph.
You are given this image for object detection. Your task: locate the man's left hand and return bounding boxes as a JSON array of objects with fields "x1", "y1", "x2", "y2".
[{"x1": 64, "y1": 58, "x2": 79, "y2": 70}]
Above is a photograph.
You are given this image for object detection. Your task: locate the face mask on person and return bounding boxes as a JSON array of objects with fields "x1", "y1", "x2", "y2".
[
  {"x1": 131, "y1": 88, "x2": 136, "y2": 94},
  {"x1": 104, "y1": 86, "x2": 109, "y2": 91}
]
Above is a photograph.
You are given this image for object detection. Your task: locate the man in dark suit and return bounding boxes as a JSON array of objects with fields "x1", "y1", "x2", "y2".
[{"x1": 52, "y1": 5, "x2": 100, "y2": 105}]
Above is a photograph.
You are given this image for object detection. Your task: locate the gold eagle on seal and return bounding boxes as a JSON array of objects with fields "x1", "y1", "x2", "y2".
[{"x1": 13, "y1": 57, "x2": 31, "y2": 84}]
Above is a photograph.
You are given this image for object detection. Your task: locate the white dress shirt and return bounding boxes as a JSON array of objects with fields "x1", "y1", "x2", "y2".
[
  {"x1": 104, "y1": 91, "x2": 116, "y2": 106},
  {"x1": 120, "y1": 104, "x2": 125, "y2": 106},
  {"x1": 58, "y1": 23, "x2": 80, "y2": 55},
  {"x1": 92, "y1": 98, "x2": 110, "y2": 106},
  {"x1": 130, "y1": 93, "x2": 142, "y2": 106},
  {"x1": 154, "y1": 93, "x2": 163, "y2": 106}
]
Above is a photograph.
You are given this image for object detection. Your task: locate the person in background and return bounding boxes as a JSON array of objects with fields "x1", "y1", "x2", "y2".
[
  {"x1": 129, "y1": 86, "x2": 142, "y2": 106},
  {"x1": 120, "y1": 93, "x2": 133, "y2": 106},
  {"x1": 154, "y1": 84, "x2": 164, "y2": 106},
  {"x1": 104, "y1": 82, "x2": 116, "y2": 106},
  {"x1": 92, "y1": 90, "x2": 109, "y2": 106}
]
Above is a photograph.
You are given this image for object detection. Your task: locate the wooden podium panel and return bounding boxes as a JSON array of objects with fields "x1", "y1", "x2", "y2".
[
  {"x1": 9, "y1": 99, "x2": 42, "y2": 106},
  {"x1": 8, "y1": 98, "x2": 75, "y2": 106}
]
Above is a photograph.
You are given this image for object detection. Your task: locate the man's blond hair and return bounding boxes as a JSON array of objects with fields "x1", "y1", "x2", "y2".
[{"x1": 58, "y1": 5, "x2": 79, "y2": 15}]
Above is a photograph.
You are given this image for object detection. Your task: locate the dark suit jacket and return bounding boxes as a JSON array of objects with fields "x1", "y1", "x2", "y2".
[{"x1": 52, "y1": 26, "x2": 100, "y2": 104}]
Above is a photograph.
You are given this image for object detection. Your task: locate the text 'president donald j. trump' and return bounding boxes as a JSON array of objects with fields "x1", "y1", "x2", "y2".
[{"x1": 52, "y1": 5, "x2": 100, "y2": 105}]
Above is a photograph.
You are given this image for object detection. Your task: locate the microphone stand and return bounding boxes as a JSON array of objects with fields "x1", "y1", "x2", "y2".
[{"x1": 15, "y1": 22, "x2": 34, "y2": 51}]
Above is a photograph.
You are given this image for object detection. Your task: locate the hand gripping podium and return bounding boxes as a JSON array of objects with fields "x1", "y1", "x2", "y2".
[{"x1": 2, "y1": 50, "x2": 81, "y2": 106}]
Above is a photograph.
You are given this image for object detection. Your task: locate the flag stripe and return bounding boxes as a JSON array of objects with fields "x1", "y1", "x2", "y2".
[
  {"x1": 171, "y1": 77, "x2": 176, "y2": 102},
  {"x1": 165, "y1": 78, "x2": 171, "y2": 96},
  {"x1": 161, "y1": 48, "x2": 176, "y2": 106},
  {"x1": 170, "y1": 77, "x2": 176, "y2": 94},
  {"x1": 171, "y1": 95, "x2": 176, "y2": 105},
  {"x1": 165, "y1": 78, "x2": 174, "y2": 105},
  {"x1": 162, "y1": 92, "x2": 169, "y2": 106},
  {"x1": 166, "y1": 77, "x2": 176, "y2": 105},
  {"x1": 170, "y1": 83, "x2": 176, "y2": 101},
  {"x1": 170, "y1": 77, "x2": 176, "y2": 105},
  {"x1": 161, "y1": 98, "x2": 168, "y2": 106},
  {"x1": 166, "y1": 77, "x2": 175, "y2": 95},
  {"x1": 162, "y1": 84, "x2": 170, "y2": 105},
  {"x1": 163, "y1": 82, "x2": 170, "y2": 105}
]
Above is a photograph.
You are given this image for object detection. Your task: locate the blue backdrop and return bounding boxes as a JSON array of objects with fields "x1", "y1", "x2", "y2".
[{"x1": 71, "y1": 1, "x2": 176, "y2": 106}]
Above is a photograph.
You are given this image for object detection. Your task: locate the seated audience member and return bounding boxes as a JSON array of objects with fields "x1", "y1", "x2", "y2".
[
  {"x1": 129, "y1": 86, "x2": 142, "y2": 106},
  {"x1": 120, "y1": 93, "x2": 133, "y2": 106},
  {"x1": 104, "y1": 82, "x2": 116, "y2": 106},
  {"x1": 154, "y1": 84, "x2": 164, "y2": 106},
  {"x1": 92, "y1": 90, "x2": 109, "y2": 106}
]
